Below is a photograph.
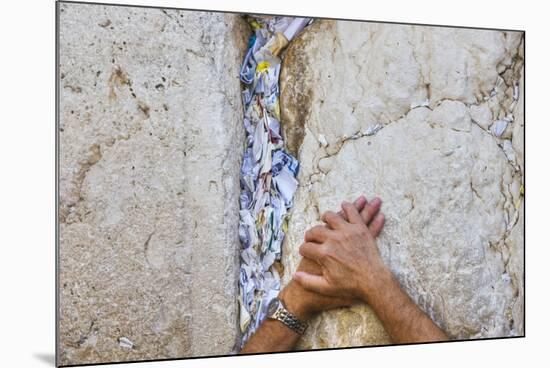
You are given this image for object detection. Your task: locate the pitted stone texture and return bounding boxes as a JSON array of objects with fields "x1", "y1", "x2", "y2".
[
  {"x1": 280, "y1": 20, "x2": 524, "y2": 348},
  {"x1": 58, "y1": 3, "x2": 248, "y2": 365}
]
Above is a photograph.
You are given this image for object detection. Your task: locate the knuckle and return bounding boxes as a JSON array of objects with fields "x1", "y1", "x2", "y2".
[
  {"x1": 353, "y1": 224, "x2": 366, "y2": 234},
  {"x1": 318, "y1": 246, "x2": 331, "y2": 260},
  {"x1": 299, "y1": 243, "x2": 310, "y2": 255},
  {"x1": 344, "y1": 233, "x2": 355, "y2": 242},
  {"x1": 358, "y1": 225, "x2": 372, "y2": 238},
  {"x1": 332, "y1": 232, "x2": 345, "y2": 243},
  {"x1": 359, "y1": 229, "x2": 370, "y2": 240},
  {"x1": 347, "y1": 223, "x2": 362, "y2": 234},
  {"x1": 362, "y1": 205, "x2": 373, "y2": 217}
]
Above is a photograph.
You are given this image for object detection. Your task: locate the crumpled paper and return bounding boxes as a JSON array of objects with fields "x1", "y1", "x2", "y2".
[{"x1": 237, "y1": 16, "x2": 311, "y2": 344}]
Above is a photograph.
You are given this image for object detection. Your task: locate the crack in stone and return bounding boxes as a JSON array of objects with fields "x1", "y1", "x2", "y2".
[
  {"x1": 470, "y1": 179, "x2": 483, "y2": 201},
  {"x1": 61, "y1": 144, "x2": 103, "y2": 224},
  {"x1": 493, "y1": 167, "x2": 521, "y2": 320},
  {"x1": 143, "y1": 231, "x2": 156, "y2": 268},
  {"x1": 70, "y1": 319, "x2": 96, "y2": 349},
  {"x1": 497, "y1": 34, "x2": 524, "y2": 90},
  {"x1": 160, "y1": 9, "x2": 185, "y2": 29}
]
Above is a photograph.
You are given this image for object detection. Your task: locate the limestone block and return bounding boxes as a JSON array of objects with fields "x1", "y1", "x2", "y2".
[
  {"x1": 280, "y1": 20, "x2": 524, "y2": 348},
  {"x1": 58, "y1": 3, "x2": 248, "y2": 365}
]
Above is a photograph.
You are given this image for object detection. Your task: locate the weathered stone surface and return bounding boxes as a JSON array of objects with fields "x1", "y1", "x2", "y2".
[
  {"x1": 59, "y1": 5, "x2": 525, "y2": 360},
  {"x1": 58, "y1": 3, "x2": 248, "y2": 365},
  {"x1": 280, "y1": 20, "x2": 524, "y2": 348}
]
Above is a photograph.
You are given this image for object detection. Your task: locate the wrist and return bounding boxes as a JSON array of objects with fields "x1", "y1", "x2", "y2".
[
  {"x1": 278, "y1": 283, "x2": 314, "y2": 321},
  {"x1": 358, "y1": 264, "x2": 395, "y2": 302}
]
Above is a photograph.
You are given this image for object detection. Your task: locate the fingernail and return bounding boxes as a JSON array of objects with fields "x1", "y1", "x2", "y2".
[{"x1": 372, "y1": 197, "x2": 381, "y2": 206}]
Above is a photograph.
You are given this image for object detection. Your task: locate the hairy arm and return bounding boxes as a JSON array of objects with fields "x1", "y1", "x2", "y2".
[
  {"x1": 240, "y1": 196, "x2": 384, "y2": 353},
  {"x1": 295, "y1": 199, "x2": 447, "y2": 344},
  {"x1": 360, "y1": 267, "x2": 447, "y2": 343},
  {"x1": 239, "y1": 286, "x2": 310, "y2": 353}
]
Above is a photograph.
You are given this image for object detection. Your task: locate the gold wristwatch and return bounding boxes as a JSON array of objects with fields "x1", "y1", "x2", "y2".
[{"x1": 266, "y1": 297, "x2": 308, "y2": 335}]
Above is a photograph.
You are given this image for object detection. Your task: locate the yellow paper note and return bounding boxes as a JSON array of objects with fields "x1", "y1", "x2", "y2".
[{"x1": 257, "y1": 61, "x2": 270, "y2": 73}]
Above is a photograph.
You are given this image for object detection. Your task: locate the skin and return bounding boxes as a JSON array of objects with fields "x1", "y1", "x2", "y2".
[
  {"x1": 296, "y1": 199, "x2": 448, "y2": 344},
  {"x1": 240, "y1": 196, "x2": 386, "y2": 353},
  {"x1": 240, "y1": 195, "x2": 448, "y2": 354}
]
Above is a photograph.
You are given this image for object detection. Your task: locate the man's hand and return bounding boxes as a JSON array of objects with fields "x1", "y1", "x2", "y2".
[
  {"x1": 278, "y1": 196, "x2": 385, "y2": 320},
  {"x1": 294, "y1": 199, "x2": 448, "y2": 343},
  {"x1": 294, "y1": 199, "x2": 389, "y2": 301},
  {"x1": 240, "y1": 196, "x2": 385, "y2": 354},
  {"x1": 279, "y1": 259, "x2": 353, "y2": 320}
]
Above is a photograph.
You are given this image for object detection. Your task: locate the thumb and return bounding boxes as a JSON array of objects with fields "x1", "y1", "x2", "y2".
[{"x1": 293, "y1": 271, "x2": 332, "y2": 295}]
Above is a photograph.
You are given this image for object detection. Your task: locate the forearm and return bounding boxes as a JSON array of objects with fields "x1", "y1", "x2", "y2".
[
  {"x1": 239, "y1": 286, "x2": 310, "y2": 354},
  {"x1": 239, "y1": 318, "x2": 302, "y2": 354},
  {"x1": 363, "y1": 269, "x2": 448, "y2": 343}
]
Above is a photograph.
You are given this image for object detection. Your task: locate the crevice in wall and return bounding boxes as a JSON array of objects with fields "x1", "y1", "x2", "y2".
[{"x1": 235, "y1": 16, "x2": 312, "y2": 346}]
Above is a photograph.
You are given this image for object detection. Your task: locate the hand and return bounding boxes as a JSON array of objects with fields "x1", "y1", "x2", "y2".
[
  {"x1": 279, "y1": 258, "x2": 354, "y2": 320},
  {"x1": 294, "y1": 198, "x2": 391, "y2": 302},
  {"x1": 280, "y1": 196, "x2": 386, "y2": 320}
]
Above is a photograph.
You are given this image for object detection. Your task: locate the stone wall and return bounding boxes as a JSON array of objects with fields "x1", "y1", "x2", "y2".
[
  {"x1": 58, "y1": 4, "x2": 248, "y2": 365},
  {"x1": 280, "y1": 20, "x2": 524, "y2": 348},
  {"x1": 58, "y1": 4, "x2": 525, "y2": 364}
]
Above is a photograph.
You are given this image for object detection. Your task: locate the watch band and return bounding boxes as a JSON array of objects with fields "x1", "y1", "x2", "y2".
[{"x1": 268, "y1": 298, "x2": 308, "y2": 335}]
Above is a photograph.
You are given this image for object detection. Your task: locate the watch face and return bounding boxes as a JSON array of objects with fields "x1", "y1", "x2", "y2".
[{"x1": 267, "y1": 298, "x2": 280, "y2": 317}]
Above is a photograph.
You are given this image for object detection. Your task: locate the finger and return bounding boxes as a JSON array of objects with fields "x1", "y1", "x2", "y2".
[
  {"x1": 368, "y1": 213, "x2": 385, "y2": 237},
  {"x1": 321, "y1": 210, "x2": 347, "y2": 230},
  {"x1": 296, "y1": 257, "x2": 322, "y2": 275},
  {"x1": 354, "y1": 195, "x2": 368, "y2": 210},
  {"x1": 323, "y1": 297, "x2": 356, "y2": 310},
  {"x1": 338, "y1": 195, "x2": 367, "y2": 221},
  {"x1": 299, "y1": 242, "x2": 325, "y2": 263},
  {"x1": 361, "y1": 197, "x2": 382, "y2": 224},
  {"x1": 336, "y1": 297, "x2": 356, "y2": 307},
  {"x1": 341, "y1": 201, "x2": 364, "y2": 225},
  {"x1": 293, "y1": 271, "x2": 332, "y2": 295},
  {"x1": 304, "y1": 225, "x2": 333, "y2": 243}
]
